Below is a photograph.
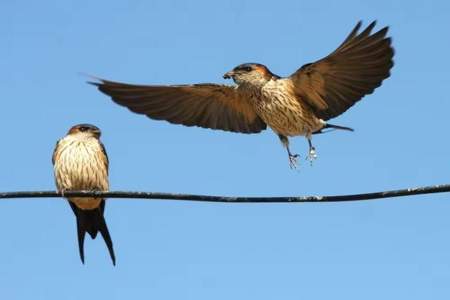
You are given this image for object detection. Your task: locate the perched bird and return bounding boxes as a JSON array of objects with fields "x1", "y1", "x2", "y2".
[
  {"x1": 90, "y1": 21, "x2": 394, "y2": 168},
  {"x1": 52, "y1": 124, "x2": 116, "y2": 265}
]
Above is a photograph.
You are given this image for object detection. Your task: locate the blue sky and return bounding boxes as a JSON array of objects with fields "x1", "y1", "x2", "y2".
[{"x1": 1, "y1": 0, "x2": 450, "y2": 299}]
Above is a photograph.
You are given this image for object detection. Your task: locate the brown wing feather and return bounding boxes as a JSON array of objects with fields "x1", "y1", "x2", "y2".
[
  {"x1": 52, "y1": 140, "x2": 60, "y2": 165},
  {"x1": 289, "y1": 21, "x2": 394, "y2": 120},
  {"x1": 99, "y1": 141, "x2": 109, "y2": 175},
  {"x1": 90, "y1": 80, "x2": 267, "y2": 134}
]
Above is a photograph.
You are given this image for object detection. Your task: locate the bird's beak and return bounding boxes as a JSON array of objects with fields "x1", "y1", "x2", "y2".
[{"x1": 223, "y1": 71, "x2": 235, "y2": 79}]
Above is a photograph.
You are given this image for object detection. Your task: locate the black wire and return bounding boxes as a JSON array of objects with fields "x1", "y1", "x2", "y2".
[{"x1": 1, "y1": 183, "x2": 450, "y2": 203}]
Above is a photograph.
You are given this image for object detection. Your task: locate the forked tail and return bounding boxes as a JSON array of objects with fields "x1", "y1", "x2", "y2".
[
  {"x1": 313, "y1": 123, "x2": 354, "y2": 134},
  {"x1": 69, "y1": 201, "x2": 116, "y2": 265}
]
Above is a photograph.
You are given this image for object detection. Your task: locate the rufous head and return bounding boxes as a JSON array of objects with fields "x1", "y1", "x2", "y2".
[
  {"x1": 67, "y1": 124, "x2": 101, "y2": 138},
  {"x1": 223, "y1": 63, "x2": 278, "y2": 85}
]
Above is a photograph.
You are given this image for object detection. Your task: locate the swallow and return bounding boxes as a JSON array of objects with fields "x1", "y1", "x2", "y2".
[
  {"x1": 52, "y1": 124, "x2": 116, "y2": 265},
  {"x1": 90, "y1": 21, "x2": 394, "y2": 168}
]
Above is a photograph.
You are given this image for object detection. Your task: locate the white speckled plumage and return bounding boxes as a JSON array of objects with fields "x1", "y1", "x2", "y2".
[
  {"x1": 53, "y1": 133, "x2": 108, "y2": 210},
  {"x1": 256, "y1": 78, "x2": 323, "y2": 137}
]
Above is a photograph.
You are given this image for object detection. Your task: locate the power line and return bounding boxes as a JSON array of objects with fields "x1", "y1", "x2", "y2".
[{"x1": 1, "y1": 183, "x2": 450, "y2": 203}]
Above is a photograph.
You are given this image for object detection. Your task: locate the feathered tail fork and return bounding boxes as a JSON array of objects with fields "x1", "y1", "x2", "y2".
[
  {"x1": 69, "y1": 201, "x2": 116, "y2": 265},
  {"x1": 313, "y1": 123, "x2": 354, "y2": 134}
]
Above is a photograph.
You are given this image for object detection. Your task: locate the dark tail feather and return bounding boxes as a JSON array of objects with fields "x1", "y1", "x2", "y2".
[
  {"x1": 75, "y1": 217, "x2": 86, "y2": 264},
  {"x1": 97, "y1": 214, "x2": 116, "y2": 266},
  {"x1": 70, "y1": 202, "x2": 116, "y2": 265},
  {"x1": 324, "y1": 123, "x2": 354, "y2": 131},
  {"x1": 313, "y1": 123, "x2": 354, "y2": 134}
]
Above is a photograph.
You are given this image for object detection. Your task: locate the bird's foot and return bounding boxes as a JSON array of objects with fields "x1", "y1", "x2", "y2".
[
  {"x1": 306, "y1": 147, "x2": 317, "y2": 165},
  {"x1": 288, "y1": 153, "x2": 300, "y2": 169}
]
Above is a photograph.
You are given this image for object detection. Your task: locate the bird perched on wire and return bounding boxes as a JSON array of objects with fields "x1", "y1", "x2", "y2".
[
  {"x1": 52, "y1": 124, "x2": 116, "y2": 265},
  {"x1": 90, "y1": 21, "x2": 394, "y2": 168}
]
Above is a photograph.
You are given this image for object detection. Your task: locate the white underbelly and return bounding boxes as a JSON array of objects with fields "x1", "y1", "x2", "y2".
[
  {"x1": 53, "y1": 142, "x2": 108, "y2": 210},
  {"x1": 255, "y1": 97, "x2": 322, "y2": 136},
  {"x1": 247, "y1": 79, "x2": 321, "y2": 136}
]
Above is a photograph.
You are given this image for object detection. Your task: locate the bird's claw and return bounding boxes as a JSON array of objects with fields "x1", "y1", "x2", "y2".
[
  {"x1": 288, "y1": 154, "x2": 300, "y2": 169},
  {"x1": 306, "y1": 147, "x2": 317, "y2": 165}
]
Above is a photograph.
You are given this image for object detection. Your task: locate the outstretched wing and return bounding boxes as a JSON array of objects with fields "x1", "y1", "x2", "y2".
[
  {"x1": 90, "y1": 79, "x2": 267, "y2": 134},
  {"x1": 289, "y1": 21, "x2": 394, "y2": 120}
]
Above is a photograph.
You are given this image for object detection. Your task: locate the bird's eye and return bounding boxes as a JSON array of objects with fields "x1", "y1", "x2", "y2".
[
  {"x1": 243, "y1": 66, "x2": 252, "y2": 72},
  {"x1": 79, "y1": 126, "x2": 88, "y2": 132}
]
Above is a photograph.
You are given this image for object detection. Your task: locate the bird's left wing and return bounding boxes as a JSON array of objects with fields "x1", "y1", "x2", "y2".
[
  {"x1": 288, "y1": 21, "x2": 394, "y2": 121},
  {"x1": 90, "y1": 79, "x2": 267, "y2": 134}
]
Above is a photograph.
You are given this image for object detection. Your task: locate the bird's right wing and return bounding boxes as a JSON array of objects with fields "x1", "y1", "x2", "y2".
[
  {"x1": 99, "y1": 142, "x2": 109, "y2": 175},
  {"x1": 51, "y1": 139, "x2": 61, "y2": 165},
  {"x1": 90, "y1": 79, "x2": 267, "y2": 134}
]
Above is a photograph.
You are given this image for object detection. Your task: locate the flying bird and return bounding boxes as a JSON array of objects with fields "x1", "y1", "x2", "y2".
[
  {"x1": 52, "y1": 124, "x2": 116, "y2": 265},
  {"x1": 90, "y1": 21, "x2": 394, "y2": 168}
]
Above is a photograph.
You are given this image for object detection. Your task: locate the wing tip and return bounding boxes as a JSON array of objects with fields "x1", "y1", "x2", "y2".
[
  {"x1": 354, "y1": 20, "x2": 363, "y2": 32},
  {"x1": 78, "y1": 72, "x2": 105, "y2": 86},
  {"x1": 87, "y1": 80, "x2": 101, "y2": 87},
  {"x1": 356, "y1": 20, "x2": 392, "y2": 38},
  {"x1": 368, "y1": 20, "x2": 377, "y2": 28}
]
